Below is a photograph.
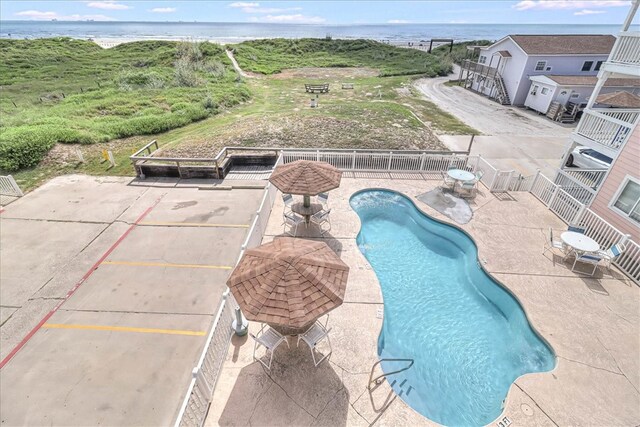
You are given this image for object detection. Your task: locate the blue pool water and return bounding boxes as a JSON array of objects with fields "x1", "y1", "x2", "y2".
[{"x1": 350, "y1": 190, "x2": 555, "y2": 427}]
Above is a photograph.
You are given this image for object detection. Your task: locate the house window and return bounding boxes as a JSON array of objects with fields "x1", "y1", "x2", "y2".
[
  {"x1": 541, "y1": 87, "x2": 549, "y2": 95},
  {"x1": 479, "y1": 55, "x2": 487, "y2": 64},
  {"x1": 535, "y1": 61, "x2": 546, "y2": 71},
  {"x1": 582, "y1": 61, "x2": 594, "y2": 71},
  {"x1": 530, "y1": 84, "x2": 539, "y2": 95},
  {"x1": 594, "y1": 61, "x2": 604, "y2": 71},
  {"x1": 611, "y1": 176, "x2": 640, "y2": 225}
]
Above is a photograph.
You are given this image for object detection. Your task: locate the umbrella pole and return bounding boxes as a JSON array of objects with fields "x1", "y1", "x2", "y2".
[{"x1": 303, "y1": 194, "x2": 311, "y2": 208}]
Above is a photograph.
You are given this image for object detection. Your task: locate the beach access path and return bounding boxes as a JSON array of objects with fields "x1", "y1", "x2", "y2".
[{"x1": 414, "y1": 66, "x2": 573, "y2": 176}]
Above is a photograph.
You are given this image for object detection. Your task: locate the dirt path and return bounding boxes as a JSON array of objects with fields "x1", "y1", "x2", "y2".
[{"x1": 225, "y1": 49, "x2": 255, "y2": 78}]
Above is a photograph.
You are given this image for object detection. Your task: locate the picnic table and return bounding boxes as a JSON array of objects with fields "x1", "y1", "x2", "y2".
[{"x1": 305, "y1": 83, "x2": 330, "y2": 93}]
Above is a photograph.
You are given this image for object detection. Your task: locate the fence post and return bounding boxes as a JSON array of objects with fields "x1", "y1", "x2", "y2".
[
  {"x1": 474, "y1": 155, "x2": 480, "y2": 172},
  {"x1": 387, "y1": 152, "x2": 393, "y2": 170},
  {"x1": 530, "y1": 169, "x2": 541, "y2": 193},
  {"x1": 316, "y1": 150, "x2": 320, "y2": 161},
  {"x1": 489, "y1": 170, "x2": 499, "y2": 192},
  {"x1": 572, "y1": 203, "x2": 587, "y2": 226},
  {"x1": 352, "y1": 151, "x2": 356, "y2": 170},
  {"x1": 548, "y1": 185, "x2": 560, "y2": 209},
  {"x1": 419, "y1": 153, "x2": 426, "y2": 171}
]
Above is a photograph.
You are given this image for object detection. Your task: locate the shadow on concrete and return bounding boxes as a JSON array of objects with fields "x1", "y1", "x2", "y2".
[{"x1": 218, "y1": 345, "x2": 349, "y2": 426}]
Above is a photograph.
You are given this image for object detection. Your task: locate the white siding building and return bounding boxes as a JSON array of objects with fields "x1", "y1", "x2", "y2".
[{"x1": 460, "y1": 34, "x2": 616, "y2": 106}]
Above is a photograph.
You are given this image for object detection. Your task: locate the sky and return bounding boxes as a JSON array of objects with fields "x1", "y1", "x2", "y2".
[{"x1": 0, "y1": 0, "x2": 638, "y2": 25}]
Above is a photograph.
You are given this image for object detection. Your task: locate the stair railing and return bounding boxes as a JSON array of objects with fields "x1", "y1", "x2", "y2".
[{"x1": 368, "y1": 358, "x2": 415, "y2": 389}]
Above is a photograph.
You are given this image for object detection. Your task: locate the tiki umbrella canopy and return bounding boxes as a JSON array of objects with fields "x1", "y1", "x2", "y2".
[
  {"x1": 269, "y1": 160, "x2": 342, "y2": 197},
  {"x1": 227, "y1": 237, "x2": 349, "y2": 335}
]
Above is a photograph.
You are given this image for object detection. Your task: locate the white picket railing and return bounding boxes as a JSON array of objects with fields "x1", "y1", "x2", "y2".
[
  {"x1": 553, "y1": 169, "x2": 597, "y2": 205},
  {"x1": 609, "y1": 31, "x2": 640, "y2": 66},
  {"x1": 174, "y1": 156, "x2": 282, "y2": 427},
  {"x1": 574, "y1": 109, "x2": 638, "y2": 152},
  {"x1": 0, "y1": 175, "x2": 23, "y2": 197},
  {"x1": 560, "y1": 168, "x2": 608, "y2": 189}
]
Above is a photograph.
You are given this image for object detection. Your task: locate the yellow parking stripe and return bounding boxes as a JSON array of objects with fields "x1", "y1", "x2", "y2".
[
  {"x1": 139, "y1": 221, "x2": 249, "y2": 228},
  {"x1": 43, "y1": 323, "x2": 206, "y2": 336},
  {"x1": 102, "y1": 260, "x2": 233, "y2": 270}
]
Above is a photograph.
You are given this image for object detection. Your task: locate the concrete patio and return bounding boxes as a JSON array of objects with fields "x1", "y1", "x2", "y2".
[{"x1": 206, "y1": 175, "x2": 639, "y2": 427}]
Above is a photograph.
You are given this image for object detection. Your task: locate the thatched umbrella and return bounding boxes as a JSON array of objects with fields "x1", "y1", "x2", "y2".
[
  {"x1": 227, "y1": 237, "x2": 349, "y2": 335},
  {"x1": 269, "y1": 160, "x2": 342, "y2": 207}
]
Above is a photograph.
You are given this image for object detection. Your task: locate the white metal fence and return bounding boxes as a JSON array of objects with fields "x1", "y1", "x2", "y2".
[
  {"x1": 174, "y1": 157, "x2": 282, "y2": 427},
  {"x1": 0, "y1": 175, "x2": 23, "y2": 197}
]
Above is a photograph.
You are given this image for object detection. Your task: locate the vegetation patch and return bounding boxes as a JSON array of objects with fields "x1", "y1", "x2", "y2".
[
  {"x1": 432, "y1": 40, "x2": 492, "y2": 65},
  {"x1": 0, "y1": 38, "x2": 249, "y2": 171},
  {"x1": 232, "y1": 38, "x2": 452, "y2": 77}
]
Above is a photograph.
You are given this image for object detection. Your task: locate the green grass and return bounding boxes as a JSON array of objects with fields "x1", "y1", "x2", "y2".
[
  {"x1": 0, "y1": 38, "x2": 250, "y2": 171},
  {"x1": 231, "y1": 38, "x2": 453, "y2": 76},
  {"x1": 432, "y1": 40, "x2": 492, "y2": 65}
]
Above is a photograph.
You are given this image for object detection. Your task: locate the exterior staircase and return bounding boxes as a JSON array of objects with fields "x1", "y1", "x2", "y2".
[{"x1": 493, "y1": 75, "x2": 510, "y2": 105}]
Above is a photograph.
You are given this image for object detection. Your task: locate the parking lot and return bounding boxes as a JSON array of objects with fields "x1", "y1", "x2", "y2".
[{"x1": 0, "y1": 175, "x2": 263, "y2": 426}]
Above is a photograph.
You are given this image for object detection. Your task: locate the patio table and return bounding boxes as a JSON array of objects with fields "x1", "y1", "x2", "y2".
[
  {"x1": 291, "y1": 202, "x2": 323, "y2": 226},
  {"x1": 561, "y1": 231, "x2": 599, "y2": 253},
  {"x1": 447, "y1": 169, "x2": 475, "y2": 194}
]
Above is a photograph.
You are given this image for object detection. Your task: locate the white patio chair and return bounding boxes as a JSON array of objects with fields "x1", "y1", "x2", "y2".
[
  {"x1": 596, "y1": 243, "x2": 626, "y2": 269},
  {"x1": 310, "y1": 208, "x2": 331, "y2": 235},
  {"x1": 475, "y1": 170, "x2": 484, "y2": 183},
  {"x1": 441, "y1": 172, "x2": 455, "y2": 191},
  {"x1": 543, "y1": 227, "x2": 566, "y2": 263},
  {"x1": 572, "y1": 253, "x2": 603, "y2": 276},
  {"x1": 297, "y1": 321, "x2": 332, "y2": 367},
  {"x1": 567, "y1": 224, "x2": 586, "y2": 234},
  {"x1": 282, "y1": 193, "x2": 294, "y2": 213},
  {"x1": 283, "y1": 212, "x2": 304, "y2": 237},
  {"x1": 458, "y1": 180, "x2": 477, "y2": 198},
  {"x1": 316, "y1": 192, "x2": 329, "y2": 208},
  {"x1": 250, "y1": 324, "x2": 289, "y2": 370}
]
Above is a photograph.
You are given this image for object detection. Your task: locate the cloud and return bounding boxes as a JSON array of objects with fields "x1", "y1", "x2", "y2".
[
  {"x1": 86, "y1": 1, "x2": 130, "y2": 10},
  {"x1": 248, "y1": 14, "x2": 326, "y2": 24},
  {"x1": 243, "y1": 6, "x2": 302, "y2": 13},
  {"x1": 229, "y1": 2, "x2": 259, "y2": 8},
  {"x1": 14, "y1": 10, "x2": 114, "y2": 20},
  {"x1": 149, "y1": 7, "x2": 177, "y2": 13},
  {"x1": 513, "y1": 0, "x2": 629, "y2": 10},
  {"x1": 388, "y1": 19, "x2": 410, "y2": 24},
  {"x1": 574, "y1": 8, "x2": 607, "y2": 14}
]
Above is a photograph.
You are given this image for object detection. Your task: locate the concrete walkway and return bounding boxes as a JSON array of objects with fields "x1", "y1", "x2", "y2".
[
  {"x1": 0, "y1": 175, "x2": 263, "y2": 426},
  {"x1": 207, "y1": 176, "x2": 639, "y2": 427},
  {"x1": 414, "y1": 67, "x2": 573, "y2": 176}
]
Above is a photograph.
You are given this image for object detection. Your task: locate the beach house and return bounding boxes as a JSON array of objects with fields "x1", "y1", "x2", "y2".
[
  {"x1": 459, "y1": 34, "x2": 616, "y2": 106},
  {"x1": 556, "y1": 1, "x2": 640, "y2": 241}
]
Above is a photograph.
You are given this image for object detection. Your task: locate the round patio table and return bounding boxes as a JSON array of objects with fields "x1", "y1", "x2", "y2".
[
  {"x1": 291, "y1": 202, "x2": 323, "y2": 225},
  {"x1": 560, "y1": 231, "x2": 599, "y2": 253},
  {"x1": 447, "y1": 169, "x2": 475, "y2": 194}
]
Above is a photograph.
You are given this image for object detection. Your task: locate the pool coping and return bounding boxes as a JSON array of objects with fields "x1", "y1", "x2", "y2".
[{"x1": 348, "y1": 187, "x2": 558, "y2": 427}]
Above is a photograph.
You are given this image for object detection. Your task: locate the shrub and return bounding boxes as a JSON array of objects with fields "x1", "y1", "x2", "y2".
[
  {"x1": 174, "y1": 58, "x2": 203, "y2": 87},
  {"x1": 117, "y1": 70, "x2": 165, "y2": 90}
]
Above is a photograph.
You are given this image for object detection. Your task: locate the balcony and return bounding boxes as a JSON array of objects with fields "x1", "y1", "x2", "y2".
[
  {"x1": 602, "y1": 31, "x2": 640, "y2": 75},
  {"x1": 572, "y1": 108, "x2": 639, "y2": 158}
]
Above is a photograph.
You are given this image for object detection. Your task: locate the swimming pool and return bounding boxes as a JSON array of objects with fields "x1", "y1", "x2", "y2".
[{"x1": 350, "y1": 189, "x2": 555, "y2": 427}]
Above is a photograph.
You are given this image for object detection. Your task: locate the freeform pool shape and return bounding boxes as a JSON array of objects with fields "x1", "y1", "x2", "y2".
[{"x1": 350, "y1": 190, "x2": 555, "y2": 427}]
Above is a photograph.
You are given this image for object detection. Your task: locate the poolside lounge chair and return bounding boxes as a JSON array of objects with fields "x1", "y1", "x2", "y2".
[
  {"x1": 310, "y1": 208, "x2": 331, "y2": 235},
  {"x1": 316, "y1": 192, "x2": 329, "y2": 208},
  {"x1": 283, "y1": 212, "x2": 304, "y2": 236},
  {"x1": 282, "y1": 193, "x2": 294, "y2": 213},
  {"x1": 250, "y1": 324, "x2": 289, "y2": 370},
  {"x1": 572, "y1": 253, "x2": 603, "y2": 276},
  {"x1": 597, "y1": 243, "x2": 626, "y2": 269},
  {"x1": 543, "y1": 227, "x2": 566, "y2": 263},
  {"x1": 297, "y1": 321, "x2": 332, "y2": 367}
]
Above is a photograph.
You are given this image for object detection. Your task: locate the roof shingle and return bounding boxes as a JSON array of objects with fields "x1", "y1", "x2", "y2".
[{"x1": 510, "y1": 34, "x2": 615, "y2": 55}]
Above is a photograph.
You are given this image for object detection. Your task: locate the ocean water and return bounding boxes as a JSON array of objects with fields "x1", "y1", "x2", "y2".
[
  {"x1": 350, "y1": 190, "x2": 554, "y2": 427},
  {"x1": 0, "y1": 21, "x2": 621, "y2": 43}
]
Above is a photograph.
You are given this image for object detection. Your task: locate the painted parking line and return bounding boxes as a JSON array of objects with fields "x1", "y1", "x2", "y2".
[
  {"x1": 0, "y1": 195, "x2": 165, "y2": 370},
  {"x1": 139, "y1": 221, "x2": 249, "y2": 228},
  {"x1": 43, "y1": 323, "x2": 206, "y2": 336},
  {"x1": 102, "y1": 260, "x2": 233, "y2": 270}
]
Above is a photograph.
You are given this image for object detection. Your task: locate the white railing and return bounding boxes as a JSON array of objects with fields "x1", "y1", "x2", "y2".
[
  {"x1": 609, "y1": 31, "x2": 640, "y2": 67},
  {"x1": 553, "y1": 169, "x2": 597, "y2": 205},
  {"x1": 174, "y1": 156, "x2": 282, "y2": 427},
  {"x1": 490, "y1": 170, "x2": 515, "y2": 193},
  {"x1": 575, "y1": 109, "x2": 639, "y2": 151},
  {"x1": 0, "y1": 175, "x2": 23, "y2": 197},
  {"x1": 282, "y1": 150, "x2": 477, "y2": 176},
  {"x1": 561, "y1": 168, "x2": 608, "y2": 189},
  {"x1": 475, "y1": 156, "x2": 498, "y2": 190}
]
